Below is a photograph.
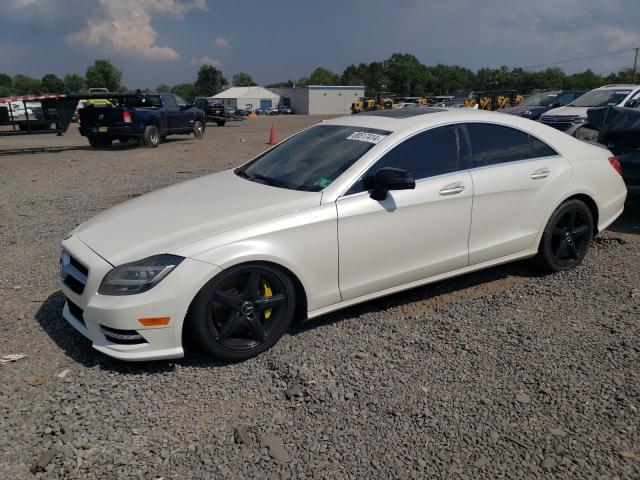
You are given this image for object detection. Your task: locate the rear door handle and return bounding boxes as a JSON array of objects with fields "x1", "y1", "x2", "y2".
[
  {"x1": 531, "y1": 168, "x2": 551, "y2": 179},
  {"x1": 439, "y1": 182, "x2": 465, "y2": 195}
]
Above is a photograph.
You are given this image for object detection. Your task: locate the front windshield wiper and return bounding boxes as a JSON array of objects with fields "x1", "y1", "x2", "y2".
[{"x1": 251, "y1": 173, "x2": 291, "y2": 189}]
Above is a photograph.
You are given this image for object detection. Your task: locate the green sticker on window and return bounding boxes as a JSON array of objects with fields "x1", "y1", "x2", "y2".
[{"x1": 315, "y1": 176, "x2": 333, "y2": 188}]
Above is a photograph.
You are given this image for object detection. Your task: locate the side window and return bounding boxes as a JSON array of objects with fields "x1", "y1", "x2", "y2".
[
  {"x1": 466, "y1": 123, "x2": 531, "y2": 167},
  {"x1": 346, "y1": 125, "x2": 462, "y2": 195},
  {"x1": 530, "y1": 135, "x2": 558, "y2": 158},
  {"x1": 162, "y1": 94, "x2": 178, "y2": 111},
  {"x1": 174, "y1": 95, "x2": 187, "y2": 107}
]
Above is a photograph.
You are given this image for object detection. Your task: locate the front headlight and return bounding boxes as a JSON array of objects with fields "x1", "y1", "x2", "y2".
[
  {"x1": 521, "y1": 110, "x2": 533, "y2": 117},
  {"x1": 99, "y1": 254, "x2": 184, "y2": 296}
]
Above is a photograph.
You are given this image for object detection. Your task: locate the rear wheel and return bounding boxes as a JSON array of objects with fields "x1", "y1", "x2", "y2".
[
  {"x1": 187, "y1": 264, "x2": 296, "y2": 361},
  {"x1": 534, "y1": 199, "x2": 594, "y2": 272},
  {"x1": 193, "y1": 120, "x2": 205, "y2": 138},
  {"x1": 142, "y1": 125, "x2": 160, "y2": 148}
]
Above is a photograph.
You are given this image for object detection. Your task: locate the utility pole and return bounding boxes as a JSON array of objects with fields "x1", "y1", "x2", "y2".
[{"x1": 633, "y1": 47, "x2": 639, "y2": 84}]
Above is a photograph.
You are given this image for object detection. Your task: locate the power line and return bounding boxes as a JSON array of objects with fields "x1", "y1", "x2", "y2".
[{"x1": 523, "y1": 46, "x2": 639, "y2": 71}]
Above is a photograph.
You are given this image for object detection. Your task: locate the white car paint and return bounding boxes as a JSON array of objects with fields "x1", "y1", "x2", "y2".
[{"x1": 60, "y1": 108, "x2": 627, "y2": 361}]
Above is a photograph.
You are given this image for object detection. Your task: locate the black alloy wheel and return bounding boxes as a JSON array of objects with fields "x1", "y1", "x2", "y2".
[
  {"x1": 535, "y1": 199, "x2": 593, "y2": 272},
  {"x1": 188, "y1": 264, "x2": 296, "y2": 361}
]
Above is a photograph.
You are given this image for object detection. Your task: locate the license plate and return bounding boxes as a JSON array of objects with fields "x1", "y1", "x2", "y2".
[{"x1": 98, "y1": 126, "x2": 108, "y2": 133}]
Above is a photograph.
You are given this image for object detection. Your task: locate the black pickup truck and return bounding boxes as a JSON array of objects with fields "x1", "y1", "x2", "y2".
[{"x1": 78, "y1": 92, "x2": 205, "y2": 148}]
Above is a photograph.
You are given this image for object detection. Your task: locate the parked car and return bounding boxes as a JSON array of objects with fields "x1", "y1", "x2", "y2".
[
  {"x1": 573, "y1": 105, "x2": 640, "y2": 193},
  {"x1": 501, "y1": 90, "x2": 585, "y2": 120},
  {"x1": 78, "y1": 92, "x2": 205, "y2": 148},
  {"x1": 194, "y1": 97, "x2": 228, "y2": 126},
  {"x1": 278, "y1": 106, "x2": 292, "y2": 114},
  {"x1": 540, "y1": 84, "x2": 640, "y2": 132},
  {"x1": 265, "y1": 107, "x2": 279, "y2": 115},
  {"x1": 60, "y1": 107, "x2": 626, "y2": 361}
]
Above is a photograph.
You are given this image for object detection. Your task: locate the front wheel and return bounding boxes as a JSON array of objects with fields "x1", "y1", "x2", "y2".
[
  {"x1": 187, "y1": 264, "x2": 296, "y2": 361},
  {"x1": 193, "y1": 120, "x2": 204, "y2": 138},
  {"x1": 534, "y1": 199, "x2": 594, "y2": 272}
]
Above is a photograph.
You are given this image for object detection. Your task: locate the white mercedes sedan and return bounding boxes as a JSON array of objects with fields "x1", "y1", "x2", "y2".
[{"x1": 59, "y1": 108, "x2": 627, "y2": 361}]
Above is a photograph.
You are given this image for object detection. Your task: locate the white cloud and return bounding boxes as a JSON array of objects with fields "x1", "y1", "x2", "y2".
[
  {"x1": 68, "y1": 0, "x2": 207, "y2": 60},
  {"x1": 215, "y1": 37, "x2": 229, "y2": 48},
  {"x1": 190, "y1": 56, "x2": 222, "y2": 67}
]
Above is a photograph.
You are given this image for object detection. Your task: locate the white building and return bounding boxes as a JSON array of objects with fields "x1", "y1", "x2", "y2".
[
  {"x1": 270, "y1": 85, "x2": 364, "y2": 115},
  {"x1": 212, "y1": 86, "x2": 280, "y2": 111}
]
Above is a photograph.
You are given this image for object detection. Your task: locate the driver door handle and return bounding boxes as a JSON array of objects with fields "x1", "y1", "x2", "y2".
[
  {"x1": 439, "y1": 182, "x2": 465, "y2": 195},
  {"x1": 531, "y1": 168, "x2": 551, "y2": 179}
]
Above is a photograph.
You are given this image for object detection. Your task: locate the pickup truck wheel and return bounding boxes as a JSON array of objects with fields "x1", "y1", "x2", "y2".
[
  {"x1": 142, "y1": 125, "x2": 160, "y2": 148},
  {"x1": 216, "y1": 121, "x2": 226, "y2": 127},
  {"x1": 193, "y1": 120, "x2": 205, "y2": 138}
]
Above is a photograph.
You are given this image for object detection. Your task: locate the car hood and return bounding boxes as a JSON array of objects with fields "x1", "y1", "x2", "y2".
[
  {"x1": 74, "y1": 169, "x2": 322, "y2": 266},
  {"x1": 543, "y1": 106, "x2": 590, "y2": 118},
  {"x1": 501, "y1": 105, "x2": 549, "y2": 118}
]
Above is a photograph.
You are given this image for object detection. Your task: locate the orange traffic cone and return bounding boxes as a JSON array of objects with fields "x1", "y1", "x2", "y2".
[{"x1": 268, "y1": 124, "x2": 277, "y2": 145}]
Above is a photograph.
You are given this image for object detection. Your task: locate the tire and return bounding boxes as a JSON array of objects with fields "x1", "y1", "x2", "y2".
[
  {"x1": 533, "y1": 199, "x2": 594, "y2": 272},
  {"x1": 216, "y1": 121, "x2": 226, "y2": 127},
  {"x1": 142, "y1": 125, "x2": 160, "y2": 148},
  {"x1": 187, "y1": 264, "x2": 296, "y2": 361},
  {"x1": 87, "y1": 136, "x2": 98, "y2": 147},
  {"x1": 193, "y1": 120, "x2": 205, "y2": 138}
]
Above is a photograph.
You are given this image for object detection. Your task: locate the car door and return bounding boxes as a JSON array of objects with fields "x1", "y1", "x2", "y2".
[
  {"x1": 337, "y1": 124, "x2": 473, "y2": 301},
  {"x1": 160, "y1": 94, "x2": 180, "y2": 132},
  {"x1": 173, "y1": 95, "x2": 192, "y2": 130},
  {"x1": 463, "y1": 122, "x2": 572, "y2": 265}
]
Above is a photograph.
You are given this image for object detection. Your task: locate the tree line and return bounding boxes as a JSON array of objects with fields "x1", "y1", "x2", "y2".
[
  {"x1": 1, "y1": 53, "x2": 635, "y2": 101},
  {"x1": 267, "y1": 53, "x2": 636, "y2": 97}
]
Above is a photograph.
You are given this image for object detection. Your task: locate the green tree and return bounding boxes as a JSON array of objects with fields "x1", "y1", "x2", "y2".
[
  {"x1": 40, "y1": 73, "x2": 65, "y2": 93},
  {"x1": 307, "y1": 67, "x2": 340, "y2": 86},
  {"x1": 0, "y1": 86, "x2": 10, "y2": 98},
  {"x1": 86, "y1": 59, "x2": 122, "y2": 92},
  {"x1": 0, "y1": 73, "x2": 12, "y2": 90},
  {"x1": 171, "y1": 83, "x2": 196, "y2": 102},
  {"x1": 232, "y1": 72, "x2": 256, "y2": 86},
  {"x1": 63, "y1": 73, "x2": 86, "y2": 93},
  {"x1": 156, "y1": 83, "x2": 171, "y2": 93},
  {"x1": 13, "y1": 74, "x2": 42, "y2": 95},
  {"x1": 194, "y1": 65, "x2": 227, "y2": 97},
  {"x1": 384, "y1": 53, "x2": 426, "y2": 96}
]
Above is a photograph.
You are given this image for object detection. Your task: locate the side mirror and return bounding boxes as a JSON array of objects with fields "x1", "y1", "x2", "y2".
[
  {"x1": 626, "y1": 99, "x2": 639, "y2": 108},
  {"x1": 368, "y1": 167, "x2": 415, "y2": 201}
]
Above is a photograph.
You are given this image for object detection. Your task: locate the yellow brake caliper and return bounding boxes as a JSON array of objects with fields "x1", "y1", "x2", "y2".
[{"x1": 261, "y1": 280, "x2": 273, "y2": 320}]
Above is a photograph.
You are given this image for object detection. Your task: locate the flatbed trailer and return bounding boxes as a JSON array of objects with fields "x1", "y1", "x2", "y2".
[{"x1": 0, "y1": 92, "x2": 161, "y2": 137}]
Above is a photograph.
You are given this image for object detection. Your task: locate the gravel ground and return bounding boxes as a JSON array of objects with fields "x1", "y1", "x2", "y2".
[{"x1": 1, "y1": 116, "x2": 639, "y2": 479}]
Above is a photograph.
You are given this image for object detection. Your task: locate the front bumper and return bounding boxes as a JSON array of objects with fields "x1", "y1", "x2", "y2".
[{"x1": 60, "y1": 235, "x2": 220, "y2": 361}]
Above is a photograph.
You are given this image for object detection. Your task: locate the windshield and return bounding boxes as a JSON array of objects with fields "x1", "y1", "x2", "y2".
[
  {"x1": 571, "y1": 89, "x2": 631, "y2": 107},
  {"x1": 521, "y1": 92, "x2": 561, "y2": 107},
  {"x1": 236, "y1": 125, "x2": 391, "y2": 191}
]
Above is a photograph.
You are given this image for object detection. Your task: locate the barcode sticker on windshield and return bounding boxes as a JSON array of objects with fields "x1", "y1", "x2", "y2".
[{"x1": 347, "y1": 132, "x2": 387, "y2": 144}]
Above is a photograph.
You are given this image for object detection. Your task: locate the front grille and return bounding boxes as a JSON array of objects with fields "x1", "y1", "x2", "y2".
[
  {"x1": 66, "y1": 298, "x2": 86, "y2": 326},
  {"x1": 60, "y1": 250, "x2": 88, "y2": 295},
  {"x1": 540, "y1": 115, "x2": 579, "y2": 132},
  {"x1": 100, "y1": 325, "x2": 147, "y2": 345}
]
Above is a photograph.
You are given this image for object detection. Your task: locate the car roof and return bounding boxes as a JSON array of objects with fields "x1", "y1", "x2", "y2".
[
  {"x1": 323, "y1": 107, "x2": 549, "y2": 133},
  {"x1": 595, "y1": 84, "x2": 640, "y2": 90}
]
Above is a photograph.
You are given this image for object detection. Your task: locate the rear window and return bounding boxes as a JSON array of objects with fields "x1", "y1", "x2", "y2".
[{"x1": 122, "y1": 96, "x2": 161, "y2": 108}]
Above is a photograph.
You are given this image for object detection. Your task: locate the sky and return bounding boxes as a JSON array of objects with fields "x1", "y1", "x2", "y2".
[{"x1": 1, "y1": 0, "x2": 639, "y2": 89}]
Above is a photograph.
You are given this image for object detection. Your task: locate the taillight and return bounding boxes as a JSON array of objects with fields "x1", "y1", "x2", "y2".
[
  {"x1": 77, "y1": 109, "x2": 81, "y2": 125},
  {"x1": 609, "y1": 156, "x2": 623, "y2": 176},
  {"x1": 123, "y1": 111, "x2": 132, "y2": 123}
]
